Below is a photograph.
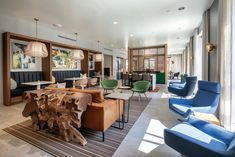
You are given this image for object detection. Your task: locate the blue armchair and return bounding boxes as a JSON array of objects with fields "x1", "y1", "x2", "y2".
[
  {"x1": 168, "y1": 76, "x2": 197, "y2": 97},
  {"x1": 169, "y1": 74, "x2": 188, "y2": 87},
  {"x1": 164, "y1": 116, "x2": 235, "y2": 157},
  {"x1": 169, "y1": 80, "x2": 221, "y2": 117}
]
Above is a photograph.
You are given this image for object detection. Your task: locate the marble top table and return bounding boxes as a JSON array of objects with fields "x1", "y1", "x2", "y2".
[
  {"x1": 21, "y1": 81, "x2": 53, "y2": 90},
  {"x1": 106, "y1": 93, "x2": 132, "y2": 129}
]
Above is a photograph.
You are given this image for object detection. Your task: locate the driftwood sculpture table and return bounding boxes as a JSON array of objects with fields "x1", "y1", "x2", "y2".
[{"x1": 22, "y1": 89, "x2": 92, "y2": 146}]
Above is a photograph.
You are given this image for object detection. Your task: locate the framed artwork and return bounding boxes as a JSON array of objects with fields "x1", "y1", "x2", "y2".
[
  {"x1": 89, "y1": 54, "x2": 94, "y2": 70},
  {"x1": 52, "y1": 47, "x2": 80, "y2": 70},
  {"x1": 11, "y1": 40, "x2": 38, "y2": 70}
]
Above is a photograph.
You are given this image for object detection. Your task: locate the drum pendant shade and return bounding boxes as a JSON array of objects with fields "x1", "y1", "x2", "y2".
[
  {"x1": 25, "y1": 18, "x2": 48, "y2": 58},
  {"x1": 25, "y1": 41, "x2": 48, "y2": 57},
  {"x1": 70, "y1": 33, "x2": 84, "y2": 60},
  {"x1": 94, "y1": 54, "x2": 102, "y2": 62},
  {"x1": 70, "y1": 49, "x2": 84, "y2": 60}
]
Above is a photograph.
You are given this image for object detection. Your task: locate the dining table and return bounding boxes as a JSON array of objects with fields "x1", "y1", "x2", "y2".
[{"x1": 21, "y1": 81, "x2": 54, "y2": 90}]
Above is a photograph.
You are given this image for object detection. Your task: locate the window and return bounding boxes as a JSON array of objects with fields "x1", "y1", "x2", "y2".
[{"x1": 144, "y1": 58, "x2": 155, "y2": 70}]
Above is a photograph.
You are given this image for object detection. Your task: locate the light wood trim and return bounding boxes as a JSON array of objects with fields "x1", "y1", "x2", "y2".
[{"x1": 130, "y1": 44, "x2": 166, "y2": 50}]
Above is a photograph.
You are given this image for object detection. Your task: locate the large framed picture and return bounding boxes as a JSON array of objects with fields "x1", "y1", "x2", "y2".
[
  {"x1": 11, "y1": 40, "x2": 39, "y2": 70},
  {"x1": 52, "y1": 47, "x2": 81, "y2": 70}
]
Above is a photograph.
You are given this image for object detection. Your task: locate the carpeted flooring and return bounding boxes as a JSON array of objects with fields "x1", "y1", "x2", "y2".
[{"x1": 3, "y1": 96, "x2": 150, "y2": 157}]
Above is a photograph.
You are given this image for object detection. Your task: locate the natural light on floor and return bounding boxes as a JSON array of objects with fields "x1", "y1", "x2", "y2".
[
  {"x1": 138, "y1": 119, "x2": 167, "y2": 154},
  {"x1": 160, "y1": 92, "x2": 172, "y2": 98}
]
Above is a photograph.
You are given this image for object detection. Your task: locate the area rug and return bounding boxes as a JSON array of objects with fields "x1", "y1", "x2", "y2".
[
  {"x1": 3, "y1": 96, "x2": 150, "y2": 157},
  {"x1": 150, "y1": 86, "x2": 160, "y2": 92}
]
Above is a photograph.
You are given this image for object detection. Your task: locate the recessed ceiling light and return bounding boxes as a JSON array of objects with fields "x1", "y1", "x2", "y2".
[
  {"x1": 53, "y1": 23, "x2": 63, "y2": 28},
  {"x1": 113, "y1": 21, "x2": 118, "y2": 25},
  {"x1": 130, "y1": 34, "x2": 134, "y2": 37},
  {"x1": 178, "y1": 7, "x2": 185, "y2": 11}
]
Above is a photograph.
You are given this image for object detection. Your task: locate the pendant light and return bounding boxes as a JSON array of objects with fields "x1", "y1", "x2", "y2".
[
  {"x1": 94, "y1": 40, "x2": 103, "y2": 62},
  {"x1": 70, "y1": 33, "x2": 84, "y2": 60},
  {"x1": 25, "y1": 18, "x2": 48, "y2": 58}
]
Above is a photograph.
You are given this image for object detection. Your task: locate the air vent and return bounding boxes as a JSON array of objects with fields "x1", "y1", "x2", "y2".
[
  {"x1": 104, "y1": 48, "x2": 113, "y2": 52},
  {"x1": 58, "y1": 35, "x2": 76, "y2": 42}
]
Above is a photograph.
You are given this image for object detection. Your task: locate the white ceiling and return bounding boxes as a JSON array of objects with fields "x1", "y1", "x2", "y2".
[{"x1": 0, "y1": 0, "x2": 213, "y2": 54}]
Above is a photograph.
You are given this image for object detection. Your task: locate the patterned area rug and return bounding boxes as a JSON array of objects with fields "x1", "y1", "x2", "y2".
[{"x1": 3, "y1": 96, "x2": 150, "y2": 157}]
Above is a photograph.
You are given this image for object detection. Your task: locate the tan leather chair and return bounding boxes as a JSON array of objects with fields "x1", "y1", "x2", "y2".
[{"x1": 69, "y1": 88, "x2": 124, "y2": 141}]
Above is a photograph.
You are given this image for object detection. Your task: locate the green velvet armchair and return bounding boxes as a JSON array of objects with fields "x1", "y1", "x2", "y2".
[
  {"x1": 101, "y1": 79, "x2": 118, "y2": 94},
  {"x1": 131, "y1": 81, "x2": 150, "y2": 101}
]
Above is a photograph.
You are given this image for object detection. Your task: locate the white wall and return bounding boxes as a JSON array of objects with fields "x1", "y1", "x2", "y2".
[
  {"x1": 0, "y1": 14, "x2": 127, "y2": 105},
  {"x1": 168, "y1": 54, "x2": 183, "y2": 74}
]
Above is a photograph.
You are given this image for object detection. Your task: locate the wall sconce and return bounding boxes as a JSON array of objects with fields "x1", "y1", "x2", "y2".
[{"x1": 206, "y1": 43, "x2": 216, "y2": 53}]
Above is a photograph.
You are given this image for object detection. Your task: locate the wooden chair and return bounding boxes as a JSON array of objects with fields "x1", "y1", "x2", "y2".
[
  {"x1": 74, "y1": 79, "x2": 88, "y2": 90},
  {"x1": 122, "y1": 73, "x2": 129, "y2": 86},
  {"x1": 88, "y1": 78, "x2": 98, "y2": 87}
]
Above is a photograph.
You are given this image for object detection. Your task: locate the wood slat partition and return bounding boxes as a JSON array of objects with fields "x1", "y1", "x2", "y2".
[
  {"x1": 128, "y1": 44, "x2": 168, "y2": 84},
  {"x1": 2, "y1": 32, "x2": 102, "y2": 106}
]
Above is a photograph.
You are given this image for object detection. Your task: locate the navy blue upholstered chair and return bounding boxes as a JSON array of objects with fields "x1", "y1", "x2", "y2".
[
  {"x1": 168, "y1": 76, "x2": 197, "y2": 97},
  {"x1": 169, "y1": 81, "x2": 221, "y2": 117},
  {"x1": 169, "y1": 74, "x2": 188, "y2": 87},
  {"x1": 164, "y1": 116, "x2": 235, "y2": 157}
]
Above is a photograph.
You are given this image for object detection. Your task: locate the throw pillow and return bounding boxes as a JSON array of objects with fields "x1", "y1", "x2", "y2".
[{"x1": 10, "y1": 78, "x2": 17, "y2": 90}]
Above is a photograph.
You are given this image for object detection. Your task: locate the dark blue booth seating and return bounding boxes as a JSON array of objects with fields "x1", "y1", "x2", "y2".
[
  {"x1": 52, "y1": 70, "x2": 81, "y2": 88},
  {"x1": 11, "y1": 71, "x2": 44, "y2": 97},
  {"x1": 89, "y1": 70, "x2": 95, "y2": 77}
]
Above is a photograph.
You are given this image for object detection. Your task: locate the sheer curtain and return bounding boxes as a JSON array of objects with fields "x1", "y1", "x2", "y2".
[
  {"x1": 168, "y1": 54, "x2": 183, "y2": 74},
  {"x1": 193, "y1": 28, "x2": 203, "y2": 80},
  {"x1": 219, "y1": 0, "x2": 235, "y2": 131}
]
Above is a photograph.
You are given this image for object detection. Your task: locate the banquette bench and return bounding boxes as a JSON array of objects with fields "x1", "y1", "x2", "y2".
[
  {"x1": 52, "y1": 70, "x2": 81, "y2": 88},
  {"x1": 11, "y1": 71, "x2": 44, "y2": 97},
  {"x1": 11, "y1": 70, "x2": 83, "y2": 97}
]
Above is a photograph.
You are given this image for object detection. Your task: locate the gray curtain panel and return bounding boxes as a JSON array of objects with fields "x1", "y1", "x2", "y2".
[{"x1": 202, "y1": 10, "x2": 209, "y2": 81}]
